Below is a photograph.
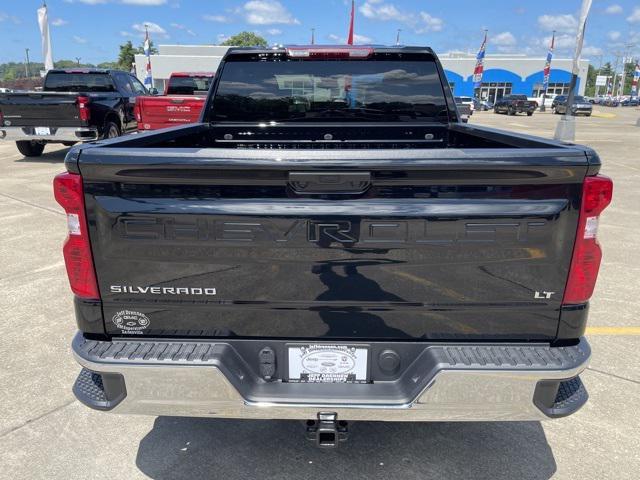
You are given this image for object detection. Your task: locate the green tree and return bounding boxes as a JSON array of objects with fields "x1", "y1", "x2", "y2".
[
  {"x1": 117, "y1": 39, "x2": 159, "y2": 71},
  {"x1": 585, "y1": 64, "x2": 597, "y2": 97},
  {"x1": 221, "y1": 31, "x2": 268, "y2": 47},
  {"x1": 118, "y1": 41, "x2": 138, "y2": 71},
  {"x1": 622, "y1": 59, "x2": 638, "y2": 95},
  {"x1": 97, "y1": 61, "x2": 119, "y2": 69}
]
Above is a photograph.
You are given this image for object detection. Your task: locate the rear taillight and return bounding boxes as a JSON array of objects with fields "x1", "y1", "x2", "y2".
[
  {"x1": 77, "y1": 96, "x2": 91, "y2": 123},
  {"x1": 134, "y1": 98, "x2": 142, "y2": 123},
  {"x1": 53, "y1": 172, "x2": 100, "y2": 300},
  {"x1": 563, "y1": 174, "x2": 613, "y2": 304}
]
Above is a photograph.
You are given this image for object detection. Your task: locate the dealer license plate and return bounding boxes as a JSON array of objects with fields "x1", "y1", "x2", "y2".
[
  {"x1": 288, "y1": 344, "x2": 368, "y2": 384},
  {"x1": 34, "y1": 127, "x2": 51, "y2": 136}
]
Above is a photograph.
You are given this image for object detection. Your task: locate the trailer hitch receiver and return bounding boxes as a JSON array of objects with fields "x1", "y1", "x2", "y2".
[{"x1": 306, "y1": 412, "x2": 348, "y2": 448}]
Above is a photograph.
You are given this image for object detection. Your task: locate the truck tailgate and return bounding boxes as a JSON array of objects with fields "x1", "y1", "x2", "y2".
[
  {"x1": 136, "y1": 95, "x2": 205, "y2": 130},
  {"x1": 0, "y1": 92, "x2": 81, "y2": 127},
  {"x1": 77, "y1": 147, "x2": 589, "y2": 341}
]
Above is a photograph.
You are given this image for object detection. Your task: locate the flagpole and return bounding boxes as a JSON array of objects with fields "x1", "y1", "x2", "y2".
[
  {"x1": 347, "y1": 0, "x2": 354, "y2": 45},
  {"x1": 555, "y1": 0, "x2": 592, "y2": 142},
  {"x1": 540, "y1": 30, "x2": 555, "y2": 113},
  {"x1": 473, "y1": 30, "x2": 488, "y2": 102}
]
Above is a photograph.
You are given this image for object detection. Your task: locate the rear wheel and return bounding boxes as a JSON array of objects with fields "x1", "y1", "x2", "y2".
[
  {"x1": 527, "y1": 112, "x2": 533, "y2": 116},
  {"x1": 508, "y1": 107, "x2": 515, "y2": 116},
  {"x1": 103, "y1": 121, "x2": 121, "y2": 140},
  {"x1": 15, "y1": 141, "x2": 45, "y2": 157}
]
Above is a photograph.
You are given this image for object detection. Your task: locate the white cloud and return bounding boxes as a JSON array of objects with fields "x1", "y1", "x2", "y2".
[
  {"x1": 359, "y1": 2, "x2": 443, "y2": 33},
  {"x1": 492, "y1": 31, "x2": 517, "y2": 46},
  {"x1": 491, "y1": 31, "x2": 517, "y2": 52},
  {"x1": 628, "y1": 7, "x2": 640, "y2": 23},
  {"x1": 170, "y1": 23, "x2": 196, "y2": 35},
  {"x1": 202, "y1": 14, "x2": 230, "y2": 23},
  {"x1": 605, "y1": 4, "x2": 623, "y2": 15},
  {"x1": 537, "y1": 14, "x2": 577, "y2": 33},
  {"x1": 132, "y1": 21, "x2": 169, "y2": 38},
  {"x1": 581, "y1": 46, "x2": 603, "y2": 56},
  {"x1": 121, "y1": 0, "x2": 167, "y2": 4},
  {"x1": 73, "y1": 35, "x2": 88, "y2": 44},
  {"x1": 360, "y1": 1, "x2": 410, "y2": 22},
  {"x1": 242, "y1": 0, "x2": 299, "y2": 25},
  {"x1": 65, "y1": 0, "x2": 166, "y2": 4},
  {"x1": 0, "y1": 12, "x2": 21, "y2": 24},
  {"x1": 120, "y1": 30, "x2": 134, "y2": 37},
  {"x1": 66, "y1": 0, "x2": 108, "y2": 4},
  {"x1": 51, "y1": 18, "x2": 68, "y2": 27},
  {"x1": 416, "y1": 12, "x2": 443, "y2": 33},
  {"x1": 327, "y1": 33, "x2": 373, "y2": 44},
  {"x1": 266, "y1": 28, "x2": 282, "y2": 35},
  {"x1": 607, "y1": 30, "x2": 621, "y2": 41}
]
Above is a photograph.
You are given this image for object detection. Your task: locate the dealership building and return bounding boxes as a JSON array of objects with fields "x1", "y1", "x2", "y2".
[{"x1": 136, "y1": 45, "x2": 589, "y2": 102}]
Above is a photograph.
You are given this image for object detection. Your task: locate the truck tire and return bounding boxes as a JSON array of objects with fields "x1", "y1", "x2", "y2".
[
  {"x1": 527, "y1": 112, "x2": 533, "y2": 116},
  {"x1": 508, "y1": 107, "x2": 515, "y2": 116},
  {"x1": 103, "y1": 121, "x2": 121, "y2": 140},
  {"x1": 16, "y1": 141, "x2": 45, "y2": 157}
]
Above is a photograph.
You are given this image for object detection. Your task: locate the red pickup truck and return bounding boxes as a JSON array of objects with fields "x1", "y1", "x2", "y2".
[{"x1": 134, "y1": 72, "x2": 213, "y2": 131}]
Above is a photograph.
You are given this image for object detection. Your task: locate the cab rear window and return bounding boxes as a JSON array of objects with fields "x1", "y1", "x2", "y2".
[
  {"x1": 210, "y1": 59, "x2": 449, "y2": 123},
  {"x1": 44, "y1": 73, "x2": 116, "y2": 92}
]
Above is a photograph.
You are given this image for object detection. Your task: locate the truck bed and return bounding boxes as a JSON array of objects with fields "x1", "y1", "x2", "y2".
[{"x1": 69, "y1": 122, "x2": 596, "y2": 342}]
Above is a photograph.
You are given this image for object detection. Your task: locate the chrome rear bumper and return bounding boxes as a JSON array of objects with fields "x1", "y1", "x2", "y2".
[
  {"x1": 72, "y1": 332, "x2": 590, "y2": 421},
  {"x1": 0, "y1": 126, "x2": 98, "y2": 142}
]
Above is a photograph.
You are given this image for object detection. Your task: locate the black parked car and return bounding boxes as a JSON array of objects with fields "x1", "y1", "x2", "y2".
[
  {"x1": 552, "y1": 95, "x2": 593, "y2": 116},
  {"x1": 493, "y1": 94, "x2": 536, "y2": 116},
  {"x1": 0, "y1": 68, "x2": 147, "y2": 156}
]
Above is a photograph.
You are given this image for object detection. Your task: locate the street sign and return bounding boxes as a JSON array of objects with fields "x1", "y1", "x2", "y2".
[{"x1": 595, "y1": 75, "x2": 608, "y2": 86}]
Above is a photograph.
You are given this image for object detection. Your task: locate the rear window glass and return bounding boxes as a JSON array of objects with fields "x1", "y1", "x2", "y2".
[
  {"x1": 44, "y1": 73, "x2": 116, "y2": 92},
  {"x1": 167, "y1": 76, "x2": 213, "y2": 95},
  {"x1": 210, "y1": 59, "x2": 449, "y2": 122}
]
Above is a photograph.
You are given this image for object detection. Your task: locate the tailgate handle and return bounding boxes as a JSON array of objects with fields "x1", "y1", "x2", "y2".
[{"x1": 288, "y1": 172, "x2": 371, "y2": 195}]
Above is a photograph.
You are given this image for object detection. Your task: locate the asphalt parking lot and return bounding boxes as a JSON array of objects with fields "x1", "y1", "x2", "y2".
[{"x1": 1, "y1": 108, "x2": 639, "y2": 479}]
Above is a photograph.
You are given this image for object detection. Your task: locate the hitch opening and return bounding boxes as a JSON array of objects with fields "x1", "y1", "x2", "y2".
[{"x1": 306, "y1": 412, "x2": 348, "y2": 448}]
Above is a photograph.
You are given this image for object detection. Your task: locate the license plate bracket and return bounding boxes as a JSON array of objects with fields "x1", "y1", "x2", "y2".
[{"x1": 287, "y1": 344, "x2": 369, "y2": 384}]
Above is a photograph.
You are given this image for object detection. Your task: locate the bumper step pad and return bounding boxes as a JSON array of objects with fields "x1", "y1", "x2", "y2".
[
  {"x1": 73, "y1": 368, "x2": 126, "y2": 411},
  {"x1": 552, "y1": 377, "x2": 588, "y2": 415}
]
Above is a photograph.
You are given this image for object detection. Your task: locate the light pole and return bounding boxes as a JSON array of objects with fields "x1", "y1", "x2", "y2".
[
  {"x1": 396, "y1": 29, "x2": 402, "y2": 46},
  {"x1": 75, "y1": 57, "x2": 81, "y2": 66},
  {"x1": 25, "y1": 48, "x2": 31, "y2": 78},
  {"x1": 311, "y1": 28, "x2": 315, "y2": 45}
]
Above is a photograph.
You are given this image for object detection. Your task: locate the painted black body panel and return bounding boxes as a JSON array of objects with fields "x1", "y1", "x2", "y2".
[{"x1": 68, "y1": 47, "x2": 599, "y2": 342}]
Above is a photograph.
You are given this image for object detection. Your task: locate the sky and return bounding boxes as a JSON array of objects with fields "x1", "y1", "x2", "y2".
[{"x1": 0, "y1": 0, "x2": 639, "y2": 65}]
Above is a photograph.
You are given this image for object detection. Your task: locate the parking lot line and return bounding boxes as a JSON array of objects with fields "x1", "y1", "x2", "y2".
[{"x1": 585, "y1": 326, "x2": 640, "y2": 335}]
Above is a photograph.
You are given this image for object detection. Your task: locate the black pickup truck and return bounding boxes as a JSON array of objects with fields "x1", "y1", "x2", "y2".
[
  {"x1": 0, "y1": 69, "x2": 147, "y2": 156},
  {"x1": 57, "y1": 46, "x2": 612, "y2": 448},
  {"x1": 494, "y1": 94, "x2": 537, "y2": 116}
]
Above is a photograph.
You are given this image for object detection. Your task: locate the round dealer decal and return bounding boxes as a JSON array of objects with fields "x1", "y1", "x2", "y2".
[{"x1": 112, "y1": 310, "x2": 150, "y2": 334}]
